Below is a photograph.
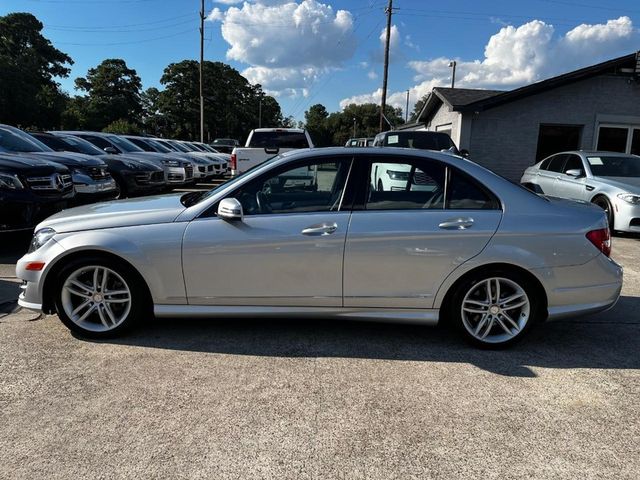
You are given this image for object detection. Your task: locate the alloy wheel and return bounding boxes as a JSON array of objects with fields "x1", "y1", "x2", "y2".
[
  {"x1": 61, "y1": 266, "x2": 132, "y2": 332},
  {"x1": 460, "y1": 277, "x2": 530, "y2": 344}
]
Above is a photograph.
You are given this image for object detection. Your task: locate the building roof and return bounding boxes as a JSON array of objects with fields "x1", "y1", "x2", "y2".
[{"x1": 411, "y1": 51, "x2": 639, "y2": 124}]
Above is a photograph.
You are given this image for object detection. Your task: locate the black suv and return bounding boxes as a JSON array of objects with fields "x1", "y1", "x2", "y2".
[
  {"x1": 0, "y1": 153, "x2": 74, "y2": 232},
  {"x1": 0, "y1": 125, "x2": 117, "y2": 204},
  {"x1": 372, "y1": 130, "x2": 468, "y2": 157}
]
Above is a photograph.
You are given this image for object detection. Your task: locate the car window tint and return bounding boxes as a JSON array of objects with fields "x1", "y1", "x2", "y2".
[
  {"x1": 547, "y1": 155, "x2": 566, "y2": 172},
  {"x1": 248, "y1": 132, "x2": 310, "y2": 149},
  {"x1": 447, "y1": 169, "x2": 499, "y2": 210},
  {"x1": 232, "y1": 158, "x2": 351, "y2": 215},
  {"x1": 562, "y1": 155, "x2": 583, "y2": 173},
  {"x1": 81, "y1": 135, "x2": 119, "y2": 152},
  {"x1": 539, "y1": 158, "x2": 552, "y2": 170},
  {"x1": 366, "y1": 160, "x2": 446, "y2": 210}
]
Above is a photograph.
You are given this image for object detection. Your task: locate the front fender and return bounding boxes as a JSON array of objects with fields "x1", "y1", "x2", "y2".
[{"x1": 42, "y1": 223, "x2": 188, "y2": 305}]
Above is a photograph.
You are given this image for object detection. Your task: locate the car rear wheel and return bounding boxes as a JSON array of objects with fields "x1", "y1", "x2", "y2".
[
  {"x1": 54, "y1": 257, "x2": 147, "y2": 338},
  {"x1": 592, "y1": 196, "x2": 614, "y2": 229},
  {"x1": 450, "y1": 272, "x2": 541, "y2": 348}
]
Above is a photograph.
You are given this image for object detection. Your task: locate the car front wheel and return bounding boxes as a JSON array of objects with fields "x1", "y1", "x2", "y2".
[
  {"x1": 450, "y1": 272, "x2": 541, "y2": 348},
  {"x1": 54, "y1": 257, "x2": 147, "y2": 338}
]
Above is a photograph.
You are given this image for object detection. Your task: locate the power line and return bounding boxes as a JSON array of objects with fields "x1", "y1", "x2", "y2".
[
  {"x1": 55, "y1": 28, "x2": 196, "y2": 46},
  {"x1": 45, "y1": 18, "x2": 196, "y2": 34}
]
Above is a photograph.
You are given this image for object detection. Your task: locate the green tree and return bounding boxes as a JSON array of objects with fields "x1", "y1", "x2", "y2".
[
  {"x1": 103, "y1": 118, "x2": 140, "y2": 135},
  {"x1": 411, "y1": 94, "x2": 429, "y2": 121},
  {"x1": 0, "y1": 12, "x2": 73, "y2": 128},
  {"x1": 304, "y1": 104, "x2": 331, "y2": 147},
  {"x1": 158, "y1": 60, "x2": 285, "y2": 141},
  {"x1": 74, "y1": 58, "x2": 142, "y2": 131},
  {"x1": 326, "y1": 103, "x2": 404, "y2": 146}
]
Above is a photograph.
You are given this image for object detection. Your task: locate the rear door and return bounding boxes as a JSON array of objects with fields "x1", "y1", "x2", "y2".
[
  {"x1": 343, "y1": 156, "x2": 502, "y2": 309},
  {"x1": 553, "y1": 153, "x2": 588, "y2": 201},
  {"x1": 536, "y1": 154, "x2": 566, "y2": 196}
]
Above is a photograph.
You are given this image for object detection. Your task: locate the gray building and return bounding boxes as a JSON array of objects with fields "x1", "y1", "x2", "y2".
[{"x1": 402, "y1": 52, "x2": 640, "y2": 180}]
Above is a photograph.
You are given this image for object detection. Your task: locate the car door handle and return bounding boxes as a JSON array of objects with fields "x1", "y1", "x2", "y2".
[
  {"x1": 438, "y1": 217, "x2": 474, "y2": 230},
  {"x1": 301, "y1": 222, "x2": 338, "y2": 236}
]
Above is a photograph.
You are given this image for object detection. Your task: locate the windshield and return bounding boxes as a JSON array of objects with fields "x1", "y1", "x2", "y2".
[
  {"x1": 155, "y1": 139, "x2": 178, "y2": 152},
  {"x1": 587, "y1": 155, "x2": 640, "y2": 177},
  {"x1": 248, "y1": 131, "x2": 309, "y2": 149},
  {"x1": 168, "y1": 141, "x2": 191, "y2": 153},
  {"x1": 0, "y1": 127, "x2": 52, "y2": 153},
  {"x1": 146, "y1": 139, "x2": 172, "y2": 153},
  {"x1": 58, "y1": 135, "x2": 104, "y2": 155},
  {"x1": 107, "y1": 134, "x2": 144, "y2": 153},
  {"x1": 183, "y1": 154, "x2": 284, "y2": 207}
]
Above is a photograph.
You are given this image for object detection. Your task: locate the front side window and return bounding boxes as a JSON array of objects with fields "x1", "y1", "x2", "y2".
[
  {"x1": 562, "y1": 154, "x2": 584, "y2": 174},
  {"x1": 231, "y1": 158, "x2": 352, "y2": 215}
]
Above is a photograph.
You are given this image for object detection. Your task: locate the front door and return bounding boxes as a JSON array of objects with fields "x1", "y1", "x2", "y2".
[
  {"x1": 553, "y1": 153, "x2": 589, "y2": 201},
  {"x1": 182, "y1": 157, "x2": 353, "y2": 307},
  {"x1": 344, "y1": 156, "x2": 502, "y2": 309}
]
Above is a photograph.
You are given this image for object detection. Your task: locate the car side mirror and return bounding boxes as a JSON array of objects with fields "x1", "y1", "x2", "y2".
[
  {"x1": 217, "y1": 198, "x2": 243, "y2": 221},
  {"x1": 459, "y1": 149, "x2": 470, "y2": 158},
  {"x1": 103, "y1": 146, "x2": 118, "y2": 154},
  {"x1": 565, "y1": 168, "x2": 584, "y2": 178}
]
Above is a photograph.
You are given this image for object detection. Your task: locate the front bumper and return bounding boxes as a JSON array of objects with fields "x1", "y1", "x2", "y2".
[
  {"x1": 0, "y1": 190, "x2": 73, "y2": 232},
  {"x1": 613, "y1": 198, "x2": 640, "y2": 232},
  {"x1": 534, "y1": 253, "x2": 623, "y2": 321}
]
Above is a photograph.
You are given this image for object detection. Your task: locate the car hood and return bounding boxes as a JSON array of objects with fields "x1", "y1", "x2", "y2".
[
  {"x1": 594, "y1": 176, "x2": 640, "y2": 192},
  {"x1": 119, "y1": 151, "x2": 190, "y2": 166},
  {"x1": 97, "y1": 154, "x2": 163, "y2": 172},
  {"x1": 38, "y1": 193, "x2": 187, "y2": 233},
  {"x1": 26, "y1": 151, "x2": 106, "y2": 168},
  {"x1": 0, "y1": 154, "x2": 68, "y2": 173}
]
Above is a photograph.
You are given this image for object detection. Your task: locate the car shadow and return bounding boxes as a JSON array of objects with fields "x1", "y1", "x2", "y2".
[{"x1": 85, "y1": 295, "x2": 640, "y2": 378}]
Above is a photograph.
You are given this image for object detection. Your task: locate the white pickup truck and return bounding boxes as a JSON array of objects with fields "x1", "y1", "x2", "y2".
[{"x1": 230, "y1": 128, "x2": 314, "y2": 176}]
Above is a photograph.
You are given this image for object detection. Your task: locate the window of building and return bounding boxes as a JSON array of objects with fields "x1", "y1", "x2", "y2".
[
  {"x1": 535, "y1": 125, "x2": 583, "y2": 162},
  {"x1": 596, "y1": 124, "x2": 640, "y2": 154}
]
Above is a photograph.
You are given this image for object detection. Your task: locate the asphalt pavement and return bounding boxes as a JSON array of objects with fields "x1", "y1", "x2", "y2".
[{"x1": 0, "y1": 217, "x2": 638, "y2": 479}]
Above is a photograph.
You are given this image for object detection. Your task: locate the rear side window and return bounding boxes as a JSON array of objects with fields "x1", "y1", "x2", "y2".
[
  {"x1": 547, "y1": 155, "x2": 566, "y2": 173},
  {"x1": 447, "y1": 168, "x2": 500, "y2": 210},
  {"x1": 249, "y1": 131, "x2": 309, "y2": 149}
]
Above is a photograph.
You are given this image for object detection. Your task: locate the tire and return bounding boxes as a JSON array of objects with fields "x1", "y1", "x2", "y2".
[
  {"x1": 592, "y1": 196, "x2": 614, "y2": 230},
  {"x1": 114, "y1": 176, "x2": 128, "y2": 199},
  {"x1": 449, "y1": 270, "x2": 542, "y2": 348},
  {"x1": 53, "y1": 256, "x2": 148, "y2": 338}
]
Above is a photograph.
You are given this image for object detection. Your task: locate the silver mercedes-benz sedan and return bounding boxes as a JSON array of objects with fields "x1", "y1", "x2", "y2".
[
  {"x1": 521, "y1": 151, "x2": 640, "y2": 233},
  {"x1": 16, "y1": 147, "x2": 622, "y2": 347}
]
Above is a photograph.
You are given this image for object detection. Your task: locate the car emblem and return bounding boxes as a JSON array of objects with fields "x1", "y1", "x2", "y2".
[{"x1": 52, "y1": 174, "x2": 65, "y2": 191}]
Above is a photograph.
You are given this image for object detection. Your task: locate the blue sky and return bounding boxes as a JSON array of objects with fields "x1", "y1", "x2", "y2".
[{"x1": 2, "y1": 0, "x2": 639, "y2": 120}]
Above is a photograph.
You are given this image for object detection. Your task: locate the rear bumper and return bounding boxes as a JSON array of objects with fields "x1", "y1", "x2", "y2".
[{"x1": 533, "y1": 254, "x2": 623, "y2": 321}]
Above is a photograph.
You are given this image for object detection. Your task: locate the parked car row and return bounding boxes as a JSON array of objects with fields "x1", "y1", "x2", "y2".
[{"x1": 0, "y1": 124, "x2": 230, "y2": 232}]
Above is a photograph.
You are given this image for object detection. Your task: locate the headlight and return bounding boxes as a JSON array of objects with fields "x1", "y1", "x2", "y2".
[
  {"x1": 161, "y1": 159, "x2": 180, "y2": 167},
  {"x1": 123, "y1": 161, "x2": 139, "y2": 169},
  {"x1": 386, "y1": 169, "x2": 409, "y2": 181},
  {"x1": 617, "y1": 193, "x2": 640, "y2": 205},
  {"x1": 28, "y1": 228, "x2": 56, "y2": 253},
  {"x1": 0, "y1": 172, "x2": 24, "y2": 190}
]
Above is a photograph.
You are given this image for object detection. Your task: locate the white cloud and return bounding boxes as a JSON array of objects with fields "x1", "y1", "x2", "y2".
[
  {"x1": 214, "y1": 0, "x2": 243, "y2": 5},
  {"x1": 208, "y1": 0, "x2": 356, "y2": 97},
  {"x1": 341, "y1": 16, "x2": 639, "y2": 117},
  {"x1": 367, "y1": 70, "x2": 378, "y2": 80}
]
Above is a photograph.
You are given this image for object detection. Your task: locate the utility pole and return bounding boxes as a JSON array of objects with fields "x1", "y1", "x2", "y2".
[
  {"x1": 199, "y1": 0, "x2": 205, "y2": 142},
  {"x1": 405, "y1": 89, "x2": 409, "y2": 123},
  {"x1": 379, "y1": 0, "x2": 393, "y2": 132},
  {"x1": 449, "y1": 60, "x2": 457, "y2": 89},
  {"x1": 353, "y1": 117, "x2": 357, "y2": 138},
  {"x1": 258, "y1": 97, "x2": 262, "y2": 128}
]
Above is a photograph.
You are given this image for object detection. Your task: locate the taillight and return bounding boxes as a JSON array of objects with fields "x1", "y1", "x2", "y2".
[
  {"x1": 586, "y1": 228, "x2": 611, "y2": 257},
  {"x1": 230, "y1": 153, "x2": 237, "y2": 170}
]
